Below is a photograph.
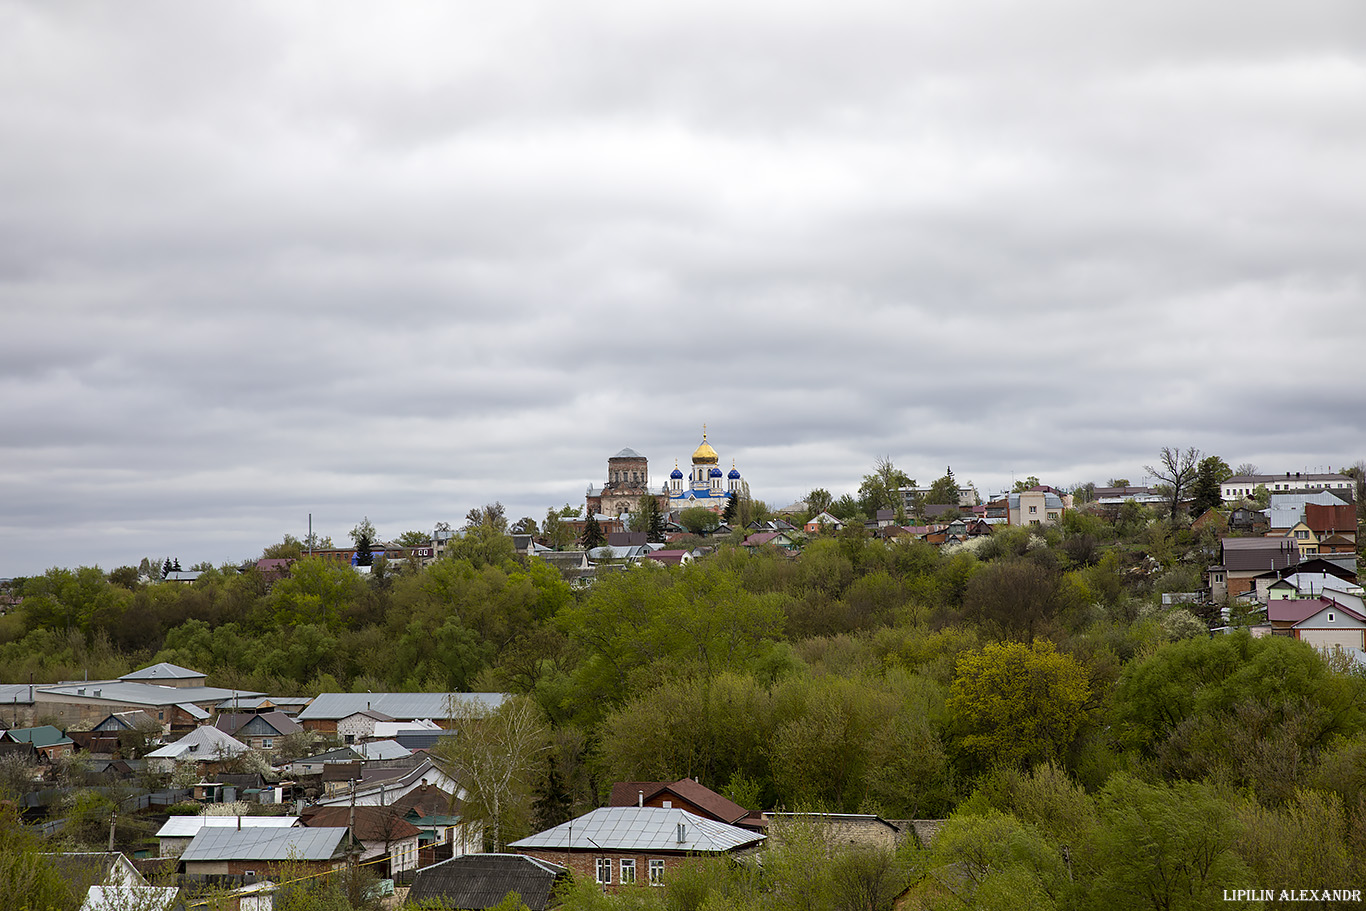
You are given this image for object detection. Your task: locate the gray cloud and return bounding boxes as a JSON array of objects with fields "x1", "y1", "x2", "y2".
[{"x1": 1, "y1": 0, "x2": 1364, "y2": 573}]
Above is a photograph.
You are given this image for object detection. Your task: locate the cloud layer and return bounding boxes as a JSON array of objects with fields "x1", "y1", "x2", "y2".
[{"x1": 2, "y1": 1, "x2": 1364, "y2": 574}]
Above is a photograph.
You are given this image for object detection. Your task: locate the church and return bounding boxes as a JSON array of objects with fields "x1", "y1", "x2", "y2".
[
  {"x1": 665, "y1": 428, "x2": 747, "y2": 514},
  {"x1": 584, "y1": 430, "x2": 748, "y2": 518}
]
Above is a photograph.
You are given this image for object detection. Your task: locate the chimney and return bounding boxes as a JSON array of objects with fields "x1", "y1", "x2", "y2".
[
  {"x1": 676, "y1": 822, "x2": 686, "y2": 844},
  {"x1": 638, "y1": 790, "x2": 643, "y2": 807}
]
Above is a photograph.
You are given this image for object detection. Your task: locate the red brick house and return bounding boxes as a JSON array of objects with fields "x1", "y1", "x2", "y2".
[{"x1": 509, "y1": 806, "x2": 764, "y2": 891}]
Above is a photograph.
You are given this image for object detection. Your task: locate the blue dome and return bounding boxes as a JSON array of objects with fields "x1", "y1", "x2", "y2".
[
  {"x1": 728, "y1": 468, "x2": 741, "y2": 479},
  {"x1": 670, "y1": 467, "x2": 683, "y2": 479},
  {"x1": 709, "y1": 467, "x2": 723, "y2": 478}
]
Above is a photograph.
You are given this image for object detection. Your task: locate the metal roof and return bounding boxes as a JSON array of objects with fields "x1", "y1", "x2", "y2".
[
  {"x1": 354, "y1": 739, "x2": 412, "y2": 761},
  {"x1": 611, "y1": 448, "x2": 644, "y2": 459},
  {"x1": 180, "y1": 826, "x2": 349, "y2": 862},
  {"x1": 146, "y1": 725, "x2": 251, "y2": 759},
  {"x1": 38, "y1": 682, "x2": 263, "y2": 707},
  {"x1": 157, "y1": 815, "x2": 299, "y2": 838},
  {"x1": 509, "y1": 807, "x2": 764, "y2": 854},
  {"x1": 121, "y1": 662, "x2": 205, "y2": 681},
  {"x1": 297, "y1": 692, "x2": 505, "y2": 722}
]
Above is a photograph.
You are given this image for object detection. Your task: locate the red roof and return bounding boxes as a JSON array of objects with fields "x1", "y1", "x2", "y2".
[
  {"x1": 608, "y1": 778, "x2": 756, "y2": 826},
  {"x1": 1267, "y1": 595, "x2": 1366, "y2": 626},
  {"x1": 1305, "y1": 503, "x2": 1356, "y2": 535}
]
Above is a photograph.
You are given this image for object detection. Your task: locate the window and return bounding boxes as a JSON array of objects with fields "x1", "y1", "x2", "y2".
[
  {"x1": 1029, "y1": 520, "x2": 1041, "y2": 527},
  {"x1": 649, "y1": 859, "x2": 665, "y2": 885},
  {"x1": 621, "y1": 859, "x2": 636, "y2": 883},
  {"x1": 1028, "y1": 505, "x2": 1037, "y2": 514},
  {"x1": 1328, "y1": 612, "x2": 1336, "y2": 622},
  {"x1": 262, "y1": 738, "x2": 273, "y2": 749},
  {"x1": 596, "y1": 857, "x2": 612, "y2": 884},
  {"x1": 1047, "y1": 511, "x2": 1058, "y2": 520}
]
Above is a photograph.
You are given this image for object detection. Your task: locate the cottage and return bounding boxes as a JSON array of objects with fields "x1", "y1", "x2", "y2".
[{"x1": 510, "y1": 806, "x2": 764, "y2": 891}]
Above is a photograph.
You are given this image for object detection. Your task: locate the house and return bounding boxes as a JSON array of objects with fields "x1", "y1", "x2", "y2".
[
  {"x1": 214, "y1": 696, "x2": 313, "y2": 717},
  {"x1": 336, "y1": 709, "x2": 396, "y2": 743},
  {"x1": 1209, "y1": 538, "x2": 1301, "y2": 601},
  {"x1": 392, "y1": 782, "x2": 480, "y2": 861},
  {"x1": 1268, "y1": 595, "x2": 1366, "y2": 652},
  {"x1": 1007, "y1": 489, "x2": 1067, "y2": 527},
  {"x1": 535, "y1": 551, "x2": 594, "y2": 584},
  {"x1": 509, "y1": 806, "x2": 764, "y2": 891},
  {"x1": 407, "y1": 854, "x2": 568, "y2": 911},
  {"x1": 43, "y1": 853, "x2": 174, "y2": 910},
  {"x1": 253, "y1": 557, "x2": 294, "y2": 582},
  {"x1": 80, "y1": 884, "x2": 181, "y2": 911},
  {"x1": 1228, "y1": 507, "x2": 1270, "y2": 534},
  {"x1": 213, "y1": 711, "x2": 303, "y2": 751},
  {"x1": 311, "y1": 756, "x2": 464, "y2": 809},
  {"x1": 804, "y1": 512, "x2": 843, "y2": 533},
  {"x1": 296, "y1": 692, "x2": 505, "y2": 734},
  {"x1": 4, "y1": 725, "x2": 74, "y2": 761},
  {"x1": 1221, "y1": 471, "x2": 1355, "y2": 502},
  {"x1": 609, "y1": 778, "x2": 765, "y2": 832},
  {"x1": 642, "y1": 549, "x2": 695, "y2": 566},
  {"x1": 178, "y1": 826, "x2": 353, "y2": 881},
  {"x1": 741, "y1": 531, "x2": 797, "y2": 552},
  {"x1": 32, "y1": 676, "x2": 260, "y2": 733},
  {"x1": 145, "y1": 725, "x2": 252, "y2": 774},
  {"x1": 300, "y1": 805, "x2": 422, "y2": 878},
  {"x1": 1305, "y1": 503, "x2": 1357, "y2": 546},
  {"x1": 155, "y1": 815, "x2": 300, "y2": 858}
]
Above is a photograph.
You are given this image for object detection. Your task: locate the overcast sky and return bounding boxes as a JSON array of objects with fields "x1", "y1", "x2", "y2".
[{"x1": 3, "y1": 1, "x2": 1365, "y2": 576}]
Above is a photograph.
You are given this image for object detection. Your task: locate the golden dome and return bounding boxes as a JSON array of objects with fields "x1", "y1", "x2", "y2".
[{"x1": 692, "y1": 427, "x2": 719, "y2": 464}]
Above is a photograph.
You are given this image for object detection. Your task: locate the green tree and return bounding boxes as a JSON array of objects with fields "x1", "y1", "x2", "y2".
[
  {"x1": 858, "y1": 456, "x2": 912, "y2": 520},
  {"x1": 1145, "y1": 446, "x2": 1201, "y2": 524},
  {"x1": 926, "y1": 467, "x2": 960, "y2": 505},
  {"x1": 679, "y1": 507, "x2": 719, "y2": 536},
  {"x1": 446, "y1": 525, "x2": 518, "y2": 569},
  {"x1": 580, "y1": 514, "x2": 606, "y2": 550},
  {"x1": 349, "y1": 516, "x2": 376, "y2": 566},
  {"x1": 962, "y1": 560, "x2": 1073, "y2": 641},
  {"x1": 1189, "y1": 455, "x2": 1232, "y2": 516},
  {"x1": 722, "y1": 493, "x2": 739, "y2": 524},
  {"x1": 395, "y1": 529, "x2": 431, "y2": 547},
  {"x1": 1012, "y1": 476, "x2": 1042, "y2": 493},
  {"x1": 510, "y1": 516, "x2": 539, "y2": 536},
  {"x1": 541, "y1": 509, "x2": 575, "y2": 550},
  {"x1": 1088, "y1": 774, "x2": 1254, "y2": 911},
  {"x1": 806, "y1": 488, "x2": 833, "y2": 516},
  {"x1": 948, "y1": 640, "x2": 1091, "y2": 772},
  {"x1": 630, "y1": 495, "x2": 665, "y2": 542},
  {"x1": 466, "y1": 502, "x2": 509, "y2": 534}
]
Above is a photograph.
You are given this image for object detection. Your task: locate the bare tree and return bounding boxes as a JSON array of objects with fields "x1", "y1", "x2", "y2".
[
  {"x1": 1234, "y1": 462, "x2": 1260, "y2": 477},
  {"x1": 1146, "y1": 446, "x2": 1201, "y2": 524},
  {"x1": 434, "y1": 696, "x2": 550, "y2": 851}
]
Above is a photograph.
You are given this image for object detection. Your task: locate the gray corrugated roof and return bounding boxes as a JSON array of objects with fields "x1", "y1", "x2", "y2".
[
  {"x1": 121, "y1": 662, "x2": 205, "y2": 681},
  {"x1": 509, "y1": 807, "x2": 764, "y2": 854},
  {"x1": 146, "y1": 725, "x2": 250, "y2": 759},
  {"x1": 297, "y1": 692, "x2": 505, "y2": 722},
  {"x1": 180, "y1": 826, "x2": 348, "y2": 862},
  {"x1": 39, "y1": 682, "x2": 263, "y2": 707}
]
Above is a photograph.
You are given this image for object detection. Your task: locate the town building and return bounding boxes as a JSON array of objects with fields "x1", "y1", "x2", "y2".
[
  {"x1": 586, "y1": 448, "x2": 667, "y2": 518},
  {"x1": 1221, "y1": 471, "x2": 1355, "y2": 503},
  {"x1": 665, "y1": 429, "x2": 747, "y2": 514}
]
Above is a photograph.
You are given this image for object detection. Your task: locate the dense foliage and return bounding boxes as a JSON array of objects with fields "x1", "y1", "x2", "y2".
[{"x1": 5, "y1": 500, "x2": 1366, "y2": 908}]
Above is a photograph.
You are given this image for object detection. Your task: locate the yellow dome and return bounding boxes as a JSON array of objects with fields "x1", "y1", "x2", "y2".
[{"x1": 692, "y1": 431, "x2": 719, "y2": 464}]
